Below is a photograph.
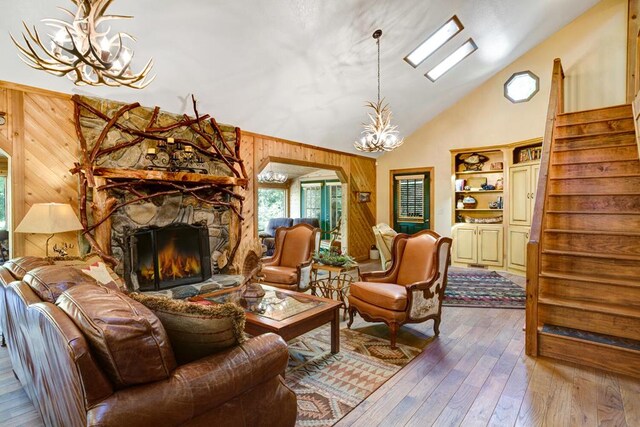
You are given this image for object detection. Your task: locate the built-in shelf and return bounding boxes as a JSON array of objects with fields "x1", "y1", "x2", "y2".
[
  {"x1": 93, "y1": 167, "x2": 248, "y2": 187},
  {"x1": 455, "y1": 190, "x2": 503, "y2": 194},
  {"x1": 456, "y1": 170, "x2": 504, "y2": 175},
  {"x1": 456, "y1": 209, "x2": 504, "y2": 211}
]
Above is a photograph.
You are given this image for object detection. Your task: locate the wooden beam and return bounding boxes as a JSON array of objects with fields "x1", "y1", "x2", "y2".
[
  {"x1": 9, "y1": 90, "x2": 25, "y2": 256},
  {"x1": 627, "y1": 0, "x2": 640, "y2": 103},
  {"x1": 92, "y1": 167, "x2": 248, "y2": 187}
]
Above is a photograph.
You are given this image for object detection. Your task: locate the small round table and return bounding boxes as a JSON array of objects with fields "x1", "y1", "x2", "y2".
[{"x1": 310, "y1": 262, "x2": 360, "y2": 320}]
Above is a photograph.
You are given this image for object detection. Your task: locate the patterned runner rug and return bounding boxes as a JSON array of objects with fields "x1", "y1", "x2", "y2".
[
  {"x1": 444, "y1": 269, "x2": 525, "y2": 308},
  {"x1": 286, "y1": 325, "x2": 423, "y2": 426}
]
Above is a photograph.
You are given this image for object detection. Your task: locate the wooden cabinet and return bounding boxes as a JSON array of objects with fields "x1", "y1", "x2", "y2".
[
  {"x1": 508, "y1": 226, "x2": 530, "y2": 271},
  {"x1": 509, "y1": 163, "x2": 540, "y2": 226},
  {"x1": 452, "y1": 224, "x2": 503, "y2": 267}
]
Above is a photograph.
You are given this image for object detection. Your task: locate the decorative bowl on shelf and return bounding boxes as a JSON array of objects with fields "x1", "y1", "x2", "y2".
[{"x1": 462, "y1": 196, "x2": 477, "y2": 209}]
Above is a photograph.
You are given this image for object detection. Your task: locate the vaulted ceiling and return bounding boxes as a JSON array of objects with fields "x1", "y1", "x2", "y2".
[{"x1": 0, "y1": 0, "x2": 599, "y2": 156}]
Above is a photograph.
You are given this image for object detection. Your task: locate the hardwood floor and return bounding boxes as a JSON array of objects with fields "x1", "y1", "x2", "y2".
[{"x1": 1, "y1": 266, "x2": 638, "y2": 426}]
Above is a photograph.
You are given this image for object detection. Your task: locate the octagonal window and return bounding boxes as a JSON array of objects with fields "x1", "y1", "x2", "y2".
[{"x1": 504, "y1": 71, "x2": 539, "y2": 103}]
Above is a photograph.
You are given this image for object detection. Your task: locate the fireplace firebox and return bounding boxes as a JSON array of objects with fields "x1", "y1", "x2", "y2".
[{"x1": 124, "y1": 222, "x2": 212, "y2": 291}]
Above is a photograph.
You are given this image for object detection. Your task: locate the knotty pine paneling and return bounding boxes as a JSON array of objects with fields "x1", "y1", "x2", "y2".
[
  {"x1": 244, "y1": 132, "x2": 376, "y2": 262},
  {"x1": 0, "y1": 81, "x2": 376, "y2": 263},
  {"x1": 23, "y1": 92, "x2": 80, "y2": 257}
]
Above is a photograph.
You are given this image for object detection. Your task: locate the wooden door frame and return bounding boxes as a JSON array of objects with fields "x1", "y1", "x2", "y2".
[{"x1": 389, "y1": 167, "x2": 435, "y2": 232}]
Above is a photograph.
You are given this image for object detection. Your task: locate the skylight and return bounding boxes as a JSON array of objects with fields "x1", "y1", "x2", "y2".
[
  {"x1": 404, "y1": 16, "x2": 463, "y2": 68},
  {"x1": 425, "y1": 39, "x2": 478, "y2": 82},
  {"x1": 504, "y1": 71, "x2": 540, "y2": 103}
]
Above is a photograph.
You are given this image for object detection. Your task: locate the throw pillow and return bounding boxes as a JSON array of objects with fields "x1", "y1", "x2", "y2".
[
  {"x1": 53, "y1": 254, "x2": 126, "y2": 292},
  {"x1": 57, "y1": 284, "x2": 176, "y2": 388},
  {"x1": 128, "y1": 292, "x2": 246, "y2": 365}
]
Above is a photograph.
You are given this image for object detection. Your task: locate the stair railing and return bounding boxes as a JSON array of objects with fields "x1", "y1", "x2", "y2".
[{"x1": 526, "y1": 58, "x2": 564, "y2": 356}]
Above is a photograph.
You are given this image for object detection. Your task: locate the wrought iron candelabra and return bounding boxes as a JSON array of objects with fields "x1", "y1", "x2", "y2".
[{"x1": 145, "y1": 138, "x2": 208, "y2": 174}]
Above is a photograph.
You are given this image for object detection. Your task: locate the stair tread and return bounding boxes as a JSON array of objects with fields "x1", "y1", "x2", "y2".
[
  {"x1": 556, "y1": 104, "x2": 632, "y2": 117},
  {"x1": 555, "y1": 117, "x2": 635, "y2": 127},
  {"x1": 539, "y1": 271, "x2": 640, "y2": 287},
  {"x1": 553, "y1": 140, "x2": 637, "y2": 152},
  {"x1": 542, "y1": 249, "x2": 640, "y2": 261},
  {"x1": 545, "y1": 210, "x2": 640, "y2": 215},
  {"x1": 548, "y1": 192, "x2": 640, "y2": 196},
  {"x1": 538, "y1": 296, "x2": 640, "y2": 319},
  {"x1": 550, "y1": 174, "x2": 640, "y2": 180},
  {"x1": 554, "y1": 130, "x2": 635, "y2": 140},
  {"x1": 539, "y1": 324, "x2": 640, "y2": 352},
  {"x1": 545, "y1": 228, "x2": 640, "y2": 237}
]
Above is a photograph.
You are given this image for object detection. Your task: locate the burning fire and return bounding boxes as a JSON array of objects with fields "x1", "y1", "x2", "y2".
[{"x1": 139, "y1": 240, "x2": 201, "y2": 282}]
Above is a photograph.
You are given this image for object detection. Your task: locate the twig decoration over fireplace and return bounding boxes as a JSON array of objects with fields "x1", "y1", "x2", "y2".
[{"x1": 70, "y1": 95, "x2": 249, "y2": 267}]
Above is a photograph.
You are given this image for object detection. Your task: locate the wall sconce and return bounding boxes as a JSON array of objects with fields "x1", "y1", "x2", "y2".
[{"x1": 504, "y1": 71, "x2": 539, "y2": 103}]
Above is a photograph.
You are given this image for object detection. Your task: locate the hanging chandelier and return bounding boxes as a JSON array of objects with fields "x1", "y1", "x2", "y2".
[
  {"x1": 354, "y1": 29, "x2": 404, "y2": 153},
  {"x1": 11, "y1": 0, "x2": 154, "y2": 89},
  {"x1": 257, "y1": 169, "x2": 288, "y2": 184}
]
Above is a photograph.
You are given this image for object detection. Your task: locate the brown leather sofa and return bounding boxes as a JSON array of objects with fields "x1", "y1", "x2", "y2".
[
  {"x1": 0, "y1": 258, "x2": 297, "y2": 427},
  {"x1": 261, "y1": 223, "x2": 319, "y2": 291}
]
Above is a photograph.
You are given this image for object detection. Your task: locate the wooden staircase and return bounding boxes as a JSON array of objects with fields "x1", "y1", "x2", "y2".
[{"x1": 526, "y1": 59, "x2": 640, "y2": 378}]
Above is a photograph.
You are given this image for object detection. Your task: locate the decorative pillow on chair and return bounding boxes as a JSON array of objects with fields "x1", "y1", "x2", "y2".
[{"x1": 128, "y1": 292, "x2": 246, "y2": 365}]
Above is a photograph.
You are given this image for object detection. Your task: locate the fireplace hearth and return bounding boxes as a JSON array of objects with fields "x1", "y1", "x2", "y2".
[{"x1": 124, "y1": 222, "x2": 212, "y2": 291}]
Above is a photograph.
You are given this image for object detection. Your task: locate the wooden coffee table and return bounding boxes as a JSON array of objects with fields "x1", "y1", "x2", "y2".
[{"x1": 190, "y1": 284, "x2": 342, "y2": 353}]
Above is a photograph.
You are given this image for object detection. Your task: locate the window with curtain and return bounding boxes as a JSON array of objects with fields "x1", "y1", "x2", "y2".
[
  {"x1": 257, "y1": 187, "x2": 287, "y2": 231},
  {"x1": 397, "y1": 177, "x2": 424, "y2": 220}
]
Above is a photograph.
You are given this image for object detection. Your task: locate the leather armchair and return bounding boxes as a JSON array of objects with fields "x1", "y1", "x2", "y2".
[
  {"x1": 261, "y1": 223, "x2": 320, "y2": 291},
  {"x1": 347, "y1": 230, "x2": 452, "y2": 348}
]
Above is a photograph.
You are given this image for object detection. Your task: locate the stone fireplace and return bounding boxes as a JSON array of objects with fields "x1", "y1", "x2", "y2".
[
  {"x1": 72, "y1": 96, "x2": 249, "y2": 285},
  {"x1": 124, "y1": 222, "x2": 212, "y2": 291}
]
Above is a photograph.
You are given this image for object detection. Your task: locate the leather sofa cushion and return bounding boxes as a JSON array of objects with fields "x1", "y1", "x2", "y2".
[
  {"x1": 24, "y1": 265, "x2": 100, "y2": 303},
  {"x1": 350, "y1": 281, "x2": 407, "y2": 311},
  {"x1": 57, "y1": 284, "x2": 176, "y2": 389},
  {"x1": 129, "y1": 292, "x2": 246, "y2": 365},
  {"x1": 262, "y1": 266, "x2": 297, "y2": 284},
  {"x1": 4, "y1": 256, "x2": 52, "y2": 281}
]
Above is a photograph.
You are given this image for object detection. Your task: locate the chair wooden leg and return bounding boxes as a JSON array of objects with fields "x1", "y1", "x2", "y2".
[
  {"x1": 347, "y1": 306, "x2": 356, "y2": 329},
  {"x1": 389, "y1": 323, "x2": 398, "y2": 349},
  {"x1": 434, "y1": 317, "x2": 441, "y2": 336}
]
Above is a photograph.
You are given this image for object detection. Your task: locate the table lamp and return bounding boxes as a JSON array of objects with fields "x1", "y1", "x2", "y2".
[{"x1": 15, "y1": 203, "x2": 84, "y2": 257}]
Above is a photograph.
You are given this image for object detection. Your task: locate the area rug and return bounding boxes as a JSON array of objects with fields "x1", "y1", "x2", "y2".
[
  {"x1": 444, "y1": 269, "x2": 526, "y2": 309},
  {"x1": 286, "y1": 325, "x2": 422, "y2": 427}
]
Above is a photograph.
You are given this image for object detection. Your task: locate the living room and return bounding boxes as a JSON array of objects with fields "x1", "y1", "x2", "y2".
[{"x1": 0, "y1": 0, "x2": 639, "y2": 426}]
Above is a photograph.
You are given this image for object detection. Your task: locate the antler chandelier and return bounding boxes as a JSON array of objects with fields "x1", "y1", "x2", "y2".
[
  {"x1": 11, "y1": 0, "x2": 154, "y2": 89},
  {"x1": 257, "y1": 169, "x2": 288, "y2": 184},
  {"x1": 354, "y1": 29, "x2": 404, "y2": 153}
]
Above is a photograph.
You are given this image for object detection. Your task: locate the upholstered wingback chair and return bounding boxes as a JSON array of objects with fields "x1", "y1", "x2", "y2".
[
  {"x1": 261, "y1": 223, "x2": 320, "y2": 291},
  {"x1": 347, "y1": 230, "x2": 452, "y2": 348}
]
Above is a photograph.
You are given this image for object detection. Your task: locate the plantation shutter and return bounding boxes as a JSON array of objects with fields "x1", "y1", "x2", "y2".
[{"x1": 396, "y1": 175, "x2": 424, "y2": 220}]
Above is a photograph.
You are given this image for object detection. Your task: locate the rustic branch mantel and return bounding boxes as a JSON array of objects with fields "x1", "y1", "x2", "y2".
[{"x1": 71, "y1": 95, "x2": 249, "y2": 268}]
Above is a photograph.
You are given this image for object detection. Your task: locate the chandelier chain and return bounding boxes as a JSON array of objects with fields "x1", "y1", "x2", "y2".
[{"x1": 377, "y1": 36, "x2": 381, "y2": 104}]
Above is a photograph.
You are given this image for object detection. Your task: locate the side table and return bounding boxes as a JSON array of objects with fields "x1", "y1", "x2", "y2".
[{"x1": 310, "y1": 263, "x2": 360, "y2": 320}]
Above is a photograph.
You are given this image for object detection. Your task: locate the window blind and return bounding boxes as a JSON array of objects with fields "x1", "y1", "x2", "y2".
[{"x1": 397, "y1": 178, "x2": 424, "y2": 220}]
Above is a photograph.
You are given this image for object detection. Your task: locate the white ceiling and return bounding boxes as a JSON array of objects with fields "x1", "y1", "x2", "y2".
[{"x1": 0, "y1": 0, "x2": 599, "y2": 157}]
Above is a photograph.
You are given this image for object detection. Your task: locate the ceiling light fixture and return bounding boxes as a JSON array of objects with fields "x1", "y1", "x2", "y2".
[
  {"x1": 11, "y1": 0, "x2": 154, "y2": 89},
  {"x1": 257, "y1": 168, "x2": 288, "y2": 184},
  {"x1": 504, "y1": 71, "x2": 539, "y2": 103},
  {"x1": 426, "y1": 38, "x2": 478, "y2": 82},
  {"x1": 404, "y1": 16, "x2": 463, "y2": 68},
  {"x1": 354, "y1": 29, "x2": 404, "y2": 153}
]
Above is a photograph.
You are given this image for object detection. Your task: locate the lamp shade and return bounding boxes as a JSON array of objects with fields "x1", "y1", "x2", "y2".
[{"x1": 15, "y1": 203, "x2": 83, "y2": 234}]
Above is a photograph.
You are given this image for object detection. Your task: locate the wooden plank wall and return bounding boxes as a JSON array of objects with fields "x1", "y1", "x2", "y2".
[
  {"x1": 0, "y1": 82, "x2": 80, "y2": 258},
  {"x1": 239, "y1": 132, "x2": 377, "y2": 262},
  {"x1": 0, "y1": 81, "x2": 377, "y2": 262}
]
